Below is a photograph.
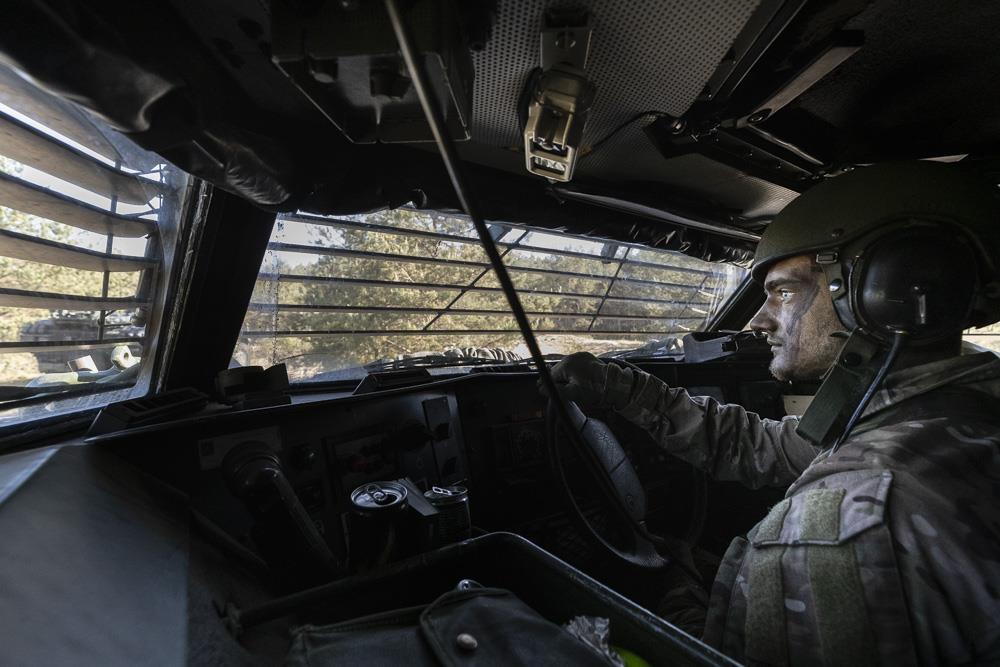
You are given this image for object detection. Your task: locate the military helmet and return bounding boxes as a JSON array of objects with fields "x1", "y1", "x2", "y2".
[{"x1": 752, "y1": 161, "x2": 1000, "y2": 338}]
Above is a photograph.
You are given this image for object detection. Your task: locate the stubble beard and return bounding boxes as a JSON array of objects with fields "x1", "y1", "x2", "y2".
[{"x1": 769, "y1": 334, "x2": 843, "y2": 382}]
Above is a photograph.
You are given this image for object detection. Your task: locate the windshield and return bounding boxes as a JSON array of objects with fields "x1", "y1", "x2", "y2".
[
  {"x1": 235, "y1": 210, "x2": 748, "y2": 382},
  {"x1": 0, "y1": 64, "x2": 188, "y2": 426}
]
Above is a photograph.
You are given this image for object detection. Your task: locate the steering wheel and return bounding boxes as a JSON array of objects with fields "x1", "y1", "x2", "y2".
[{"x1": 545, "y1": 397, "x2": 672, "y2": 570}]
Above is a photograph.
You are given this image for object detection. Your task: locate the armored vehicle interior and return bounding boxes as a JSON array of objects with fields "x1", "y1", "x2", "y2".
[{"x1": 0, "y1": 0, "x2": 997, "y2": 664}]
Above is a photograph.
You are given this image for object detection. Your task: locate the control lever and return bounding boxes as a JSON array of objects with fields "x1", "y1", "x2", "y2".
[{"x1": 223, "y1": 442, "x2": 343, "y2": 582}]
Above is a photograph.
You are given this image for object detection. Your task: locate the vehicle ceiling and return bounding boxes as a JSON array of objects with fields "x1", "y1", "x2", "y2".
[{"x1": 1, "y1": 0, "x2": 997, "y2": 264}]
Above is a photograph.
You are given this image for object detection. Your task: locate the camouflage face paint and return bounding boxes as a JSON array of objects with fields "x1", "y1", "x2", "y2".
[{"x1": 749, "y1": 255, "x2": 846, "y2": 381}]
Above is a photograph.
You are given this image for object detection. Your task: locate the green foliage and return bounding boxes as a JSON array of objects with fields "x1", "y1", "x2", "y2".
[
  {"x1": 238, "y1": 209, "x2": 743, "y2": 381},
  {"x1": 0, "y1": 158, "x2": 148, "y2": 384}
]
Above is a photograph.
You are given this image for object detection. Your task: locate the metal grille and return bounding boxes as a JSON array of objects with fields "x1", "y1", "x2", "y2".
[
  {"x1": 237, "y1": 210, "x2": 747, "y2": 378},
  {"x1": 469, "y1": 0, "x2": 800, "y2": 217},
  {"x1": 472, "y1": 0, "x2": 762, "y2": 149},
  {"x1": 0, "y1": 62, "x2": 185, "y2": 393}
]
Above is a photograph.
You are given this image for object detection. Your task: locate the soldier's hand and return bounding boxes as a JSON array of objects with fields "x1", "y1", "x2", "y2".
[{"x1": 538, "y1": 351, "x2": 615, "y2": 408}]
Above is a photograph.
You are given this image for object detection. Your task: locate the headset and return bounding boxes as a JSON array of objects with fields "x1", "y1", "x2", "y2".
[
  {"x1": 819, "y1": 219, "x2": 985, "y2": 344},
  {"x1": 798, "y1": 219, "x2": 991, "y2": 451}
]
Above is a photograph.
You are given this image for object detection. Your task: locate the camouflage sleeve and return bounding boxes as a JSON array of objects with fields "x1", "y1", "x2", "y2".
[{"x1": 615, "y1": 371, "x2": 820, "y2": 488}]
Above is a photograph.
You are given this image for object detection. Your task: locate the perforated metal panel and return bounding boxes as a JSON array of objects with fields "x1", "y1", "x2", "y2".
[
  {"x1": 471, "y1": 0, "x2": 760, "y2": 149},
  {"x1": 470, "y1": 0, "x2": 794, "y2": 217}
]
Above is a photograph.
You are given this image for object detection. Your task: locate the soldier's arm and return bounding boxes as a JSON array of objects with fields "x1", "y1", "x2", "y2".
[
  {"x1": 543, "y1": 352, "x2": 821, "y2": 488},
  {"x1": 616, "y1": 370, "x2": 819, "y2": 488}
]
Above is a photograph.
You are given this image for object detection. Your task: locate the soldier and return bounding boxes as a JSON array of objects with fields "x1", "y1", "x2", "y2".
[{"x1": 546, "y1": 161, "x2": 1000, "y2": 664}]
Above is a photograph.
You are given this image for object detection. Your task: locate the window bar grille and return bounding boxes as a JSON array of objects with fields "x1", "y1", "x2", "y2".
[
  {"x1": 422, "y1": 227, "x2": 528, "y2": 331},
  {"x1": 249, "y1": 304, "x2": 708, "y2": 321},
  {"x1": 588, "y1": 245, "x2": 629, "y2": 332},
  {"x1": 256, "y1": 274, "x2": 719, "y2": 308},
  {"x1": 97, "y1": 164, "x2": 120, "y2": 345},
  {"x1": 672, "y1": 271, "x2": 712, "y2": 323},
  {"x1": 266, "y1": 243, "x2": 711, "y2": 293},
  {"x1": 282, "y1": 214, "x2": 718, "y2": 278},
  {"x1": 241, "y1": 329, "x2": 695, "y2": 339}
]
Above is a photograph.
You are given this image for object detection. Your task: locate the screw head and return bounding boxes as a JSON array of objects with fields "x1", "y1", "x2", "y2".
[
  {"x1": 555, "y1": 31, "x2": 577, "y2": 50},
  {"x1": 829, "y1": 278, "x2": 843, "y2": 292},
  {"x1": 456, "y1": 633, "x2": 478, "y2": 651},
  {"x1": 842, "y1": 352, "x2": 863, "y2": 367},
  {"x1": 748, "y1": 109, "x2": 771, "y2": 124}
]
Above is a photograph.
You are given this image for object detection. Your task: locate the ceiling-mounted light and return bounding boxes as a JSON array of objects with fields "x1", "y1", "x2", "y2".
[{"x1": 523, "y1": 15, "x2": 595, "y2": 183}]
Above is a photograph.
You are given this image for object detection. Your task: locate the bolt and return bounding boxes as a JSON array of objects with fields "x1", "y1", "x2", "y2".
[
  {"x1": 748, "y1": 109, "x2": 771, "y2": 124},
  {"x1": 670, "y1": 118, "x2": 686, "y2": 134},
  {"x1": 843, "y1": 352, "x2": 863, "y2": 367},
  {"x1": 555, "y1": 31, "x2": 577, "y2": 50}
]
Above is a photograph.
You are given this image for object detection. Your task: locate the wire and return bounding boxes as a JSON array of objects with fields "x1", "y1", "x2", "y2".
[
  {"x1": 829, "y1": 331, "x2": 907, "y2": 454},
  {"x1": 584, "y1": 111, "x2": 673, "y2": 156}
]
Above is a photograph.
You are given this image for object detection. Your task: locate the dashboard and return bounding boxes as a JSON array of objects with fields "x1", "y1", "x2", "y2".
[{"x1": 93, "y1": 362, "x2": 788, "y2": 586}]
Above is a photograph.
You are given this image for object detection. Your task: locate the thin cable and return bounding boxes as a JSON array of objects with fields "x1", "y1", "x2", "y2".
[
  {"x1": 584, "y1": 111, "x2": 672, "y2": 156},
  {"x1": 829, "y1": 331, "x2": 907, "y2": 454}
]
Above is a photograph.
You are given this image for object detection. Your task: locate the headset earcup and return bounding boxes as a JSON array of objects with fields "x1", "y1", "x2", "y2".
[{"x1": 851, "y1": 229, "x2": 978, "y2": 342}]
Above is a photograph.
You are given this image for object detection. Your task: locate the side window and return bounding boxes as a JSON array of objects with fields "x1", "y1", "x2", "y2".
[
  {"x1": 0, "y1": 65, "x2": 188, "y2": 426},
  {"x1": 963, "y1": 323, "x2": 1000, "y2": 354}
]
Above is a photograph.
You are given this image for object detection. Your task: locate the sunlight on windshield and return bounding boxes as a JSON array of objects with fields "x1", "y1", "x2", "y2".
[
  {"x1": 0, "y1": 66, "x2": 188, "y2": 426},
  {"x1": 234, "y1": 210, "x2": 748, "y2": 382}
]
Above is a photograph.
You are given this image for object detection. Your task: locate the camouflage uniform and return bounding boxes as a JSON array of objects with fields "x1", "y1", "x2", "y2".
[{"x1": 615, "y1": 351, "x2": 1000, "y2": 665}]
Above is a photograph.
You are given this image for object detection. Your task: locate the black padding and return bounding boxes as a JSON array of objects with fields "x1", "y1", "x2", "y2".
[
  {"x1": 853, "y1": 228, "x2": 977, "y2": 341},
  {"x1": 0, "y1": 443, "x2": 190, "y2": 665}
]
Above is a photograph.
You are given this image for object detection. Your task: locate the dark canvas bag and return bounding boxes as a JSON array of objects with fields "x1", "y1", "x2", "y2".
[{"x1": 286, "y1": 586, "x2": 612, "y2": 666}]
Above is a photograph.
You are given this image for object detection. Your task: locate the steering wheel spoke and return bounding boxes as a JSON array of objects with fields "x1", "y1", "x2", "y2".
[{"x1": 547, "y1": 399, "x2": 670, "y2": 570}]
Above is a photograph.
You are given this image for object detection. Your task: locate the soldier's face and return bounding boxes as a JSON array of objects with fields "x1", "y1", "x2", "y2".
[{"x1": 748, "y1": 255, "x2": 847, "y2": 381}]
